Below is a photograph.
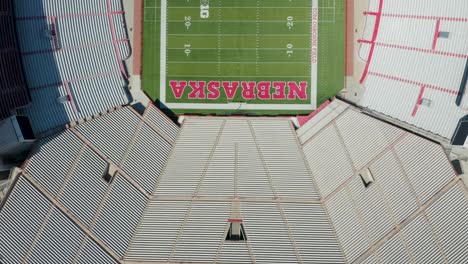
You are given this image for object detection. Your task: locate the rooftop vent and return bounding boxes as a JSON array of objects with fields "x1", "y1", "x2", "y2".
[
  {"x1": 226, "y1": 219, "x2": 247, "y2": 241},
  {"x1": 359, "y1": 168, "x2": 374, "y2": 188},
  {"x1": 438, "y1": 31, "x2": 450, "y2": 38},
  {"x1": 420, "y1": 98, "x2": 433, "y2": 108}
]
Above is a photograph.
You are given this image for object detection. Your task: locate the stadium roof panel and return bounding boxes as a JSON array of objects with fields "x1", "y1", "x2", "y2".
[
  {"x1": 356, "y1": 0, "x2": 468, "y2": 141},
  {"x1": 0, "y1": 0, "x2": 31, "y2": 120},
  {"x1": 13, "y1": 0, "x2": 132, "y2": 135},
  {"x1": 298, "y1": 99, "x2": 467, "y2": 262},
  {"x1": 1, "y1": 101, "x2": 467, "y2": 263}
]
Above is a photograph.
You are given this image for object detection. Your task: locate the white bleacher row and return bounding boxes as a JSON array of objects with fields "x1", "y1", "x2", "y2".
[
  {"x1": 127, "y1": 199, "x2": 344, "y2": 263},
  {"x1": 358, "y1": 0, "x2": 468, "y2": 139},
  {"x1": 10, "y1": 105, "x2": 180, "y2": 259},
  {"x1": 14, "y1": 0, "x2": 131, "y2": 135},
  {"x1": 18, "y1": 73, "x2": 129, "y2": 133},
  {"x1": 146, "y1": 104, "x2": 180, "y2": 141},
  {"x1": 381, "y1": 0, "x2": 468, "y2": 18},
  {"x1": 22, "y1": 43, "x2": 119, "y2": 88},
  {"x1": 154, "y1": 118, "x2": 320, "y2": 199},
  {"x1": 0, "y1": 177, "x2": 117, "y2": 263},
  {"x1": 297, "y1": 100, "x2": 465, "y2": 263},
  {"x1": 15, "y1": 0, "x2": 112, "y2": 17},
  {"x1": 75, "y1": 106, "x2": 178, "y2": 194}
]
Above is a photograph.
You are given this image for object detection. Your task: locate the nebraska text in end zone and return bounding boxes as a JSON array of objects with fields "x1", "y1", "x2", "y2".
[{"x1": 169, "y1": 81, "x2": 309, "y2": 101}]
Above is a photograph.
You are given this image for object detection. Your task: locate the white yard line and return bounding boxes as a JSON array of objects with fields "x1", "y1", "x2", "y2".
[
  {"x1": 217, "y1": 1, "x2": 222, "y2": 75},
  {"x1": 255, "y1": 0, "x2": 260, "y2": 75},
  {"x1": 311, "y1": 0, "x2": 319, "y2": 109},
  {"x1": 163, "y1": 102, "x2": 316, "y2": 110},
  {"x1": 160, "y1": 0, "x2": 167, "y2": 103}
]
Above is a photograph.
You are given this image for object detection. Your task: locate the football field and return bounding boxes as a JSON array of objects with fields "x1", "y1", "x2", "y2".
[{"x1": 143, "y1": 0, "x2": 344, "y2": 115}]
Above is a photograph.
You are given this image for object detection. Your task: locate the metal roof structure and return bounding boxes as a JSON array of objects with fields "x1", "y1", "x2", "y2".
[
  {"x1": 357, "y1": 0, "x2": 468, "y2": 140},
  {"x1": 297, "y1": 99, "x2": 468, "y2": 263},
  {"x1": 0, "y1": 100, "x2": 467, "y2": 263},
  {"x1": 13, "y1": 0, "x2": 131, "y2": 135},
  {"x1": 0, "y1": 0, "x2": 30, "y2": 120},
  {"x1": 126, "y1": 117, "x2": 344, "y2": 263},
  {"x1": 0, "y1": 104, "x2": 178, "y2": 263}
]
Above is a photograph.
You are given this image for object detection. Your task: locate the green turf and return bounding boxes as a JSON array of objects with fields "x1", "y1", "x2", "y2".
[{"x1": 142, "y1": 0, "x2": 345, "y2": 115}]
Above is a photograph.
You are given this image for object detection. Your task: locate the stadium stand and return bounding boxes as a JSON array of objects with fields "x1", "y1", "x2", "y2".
[
  {"x1": 127, "y1": 117, "x2": 343, "y2": 263},
  {"x1": 357, "y1": 0, "x2": 468, "y2": 141},
  {"x1": 297, "y1": 99, "x2": 467, "y2": 263},
  {"x1": 1, "y1": 99, "x2": 467, "y2": 263},
  {"x1": 0, "y1": 103, "x2": 179, "y2": 263},
  {"x1": 0, "y1": 0, "x2": 30, "y2": 120},
  {"x1": 13, "y1": 0, "x2": 132, "y2": 135}
]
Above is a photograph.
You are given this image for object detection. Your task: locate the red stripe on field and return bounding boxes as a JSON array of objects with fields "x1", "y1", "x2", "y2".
[
  {"x1": 133, "y1": 0, "x2": 143, "y2": 75},
  {"x1": 432, "y1": 20, "x2": 441, "y2": 50},
  {"x1": 368, "y1": 71, "x2": 459, "y2": 95},
  {"x1": 359, "y1": 0, "x2": 384, "y2": 83},
  {"x1": 412, "y1": 86, "x2": 425, "y2": 117},
  {"x1": 381, "y1": 13, "x2": 468, "y2": 22}
]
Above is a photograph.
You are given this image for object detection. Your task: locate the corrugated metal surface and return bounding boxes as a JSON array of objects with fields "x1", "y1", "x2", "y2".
[
  {"x1": 334, "y1": 110, "x2": 402, "y2": 170},
  {"x1": 303, "y1": 124, "x2": 355, "y2": 198},
  {"x1": 92, "y1": 174, "x2": 148, "y2": 257},
  {"x1": 14, "y1": 0, "x2": 131, "y2": 134},
  {"x1": 369, "y1": 151, "x2": 418, "y2": 223},
  {"x1": 27, "y1": 207, "x2": 83, "y2": 263},
  {"x1": 75, "y1": 237, "x2": 118, "y2": 264},
  {"x1": 25, "y1": 131, "x2": 82, "y2": 197},
  {"x1": 0, "y1": 117, "x2": 19, "y2": 147},
  {"x1": 58, "y1": 146, "x2": 108, "y2": 227},
  {"x1": 0, "y1": 0, "x2": 30, "y2": 121},
  {"x1": 296, "y1": 100, "x2": 349, "y2": 144},
  {"x1": 155, "y1": 119, "x2": 224, "y2": 197},
  {"x1": 121, "y1": 123, "x2": 173, "y2": 194},
  {"x1": 250, "y1": 120, "x2": 319, "y2": 199},
  {"x1": 347, "y1": 177, "x2": 394, "y2": 244},
  {"x1": 14, "y1": 0, "x2": 107, "y2": 17},
  {"x1": 217, "y1": 241, "x2": 253, "y2": 264},
  {"x1": 126, "y1": 200, "x2": 191, "y2": 262},
  {"x1": 198, "y1": 119, "x2": 274, "y2": 198},
  {"x1": 358, "y1": 0, "x2": 468, "y2": 139},
  {"x1": 76, "y1": 108, "x2": 140, "y2": 165},
  {"x1": 394, "y1": 134, "x2": 457, "y2": 203},
  {"x1": 325, "y1": 188, "x2": 370, "y2": 263},
  {"x1": 426, "y1": 185, "x2": 468, "y2": 263},
  {"x1": 145, "y1": 105, "x2": 180, "y2": 141},
  {"x1": 375, "y1": 234, "x2": 411, "y2": 263},
  {"x1": 400, "y1": 214, "x2": 445, "y2": 263},
  {"x1": 281, "y1": 202, "x2": 345, "y2": 263},
  {"x1": 172, "y1": 201, "x2": 231, "y2": 263},
  {"x1": 242, "y1": 202, "x2": 298, "y2": 263},
  {"x1": 0, "y1": 177, "x2": 50, "y2": 263}
]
